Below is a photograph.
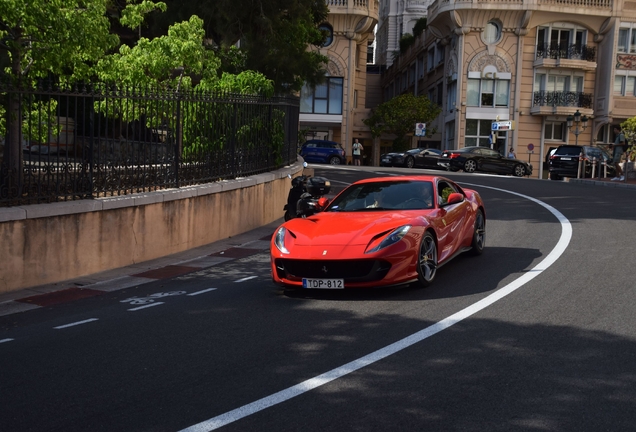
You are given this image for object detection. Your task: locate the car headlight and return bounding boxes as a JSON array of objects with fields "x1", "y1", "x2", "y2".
[
  {"x1": 365, "y1": 225, "x2": 411, "y2": 254},
  {"x1": 274, "y1": 227, "x2": 290, "y2": 254}
]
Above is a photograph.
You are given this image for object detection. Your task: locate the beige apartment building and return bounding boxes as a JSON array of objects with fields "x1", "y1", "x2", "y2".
[
  {"x1": 299, "y1": 0, "x2": 380, "y2": 164},
  {"x1": 380, "y1": 0, "x2": 636, "y2": 178}
]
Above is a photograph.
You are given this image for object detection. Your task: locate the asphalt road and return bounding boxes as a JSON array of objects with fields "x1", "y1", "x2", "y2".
[{"x1": 2, "y1": 165, "x2": 636, "y2": 432}]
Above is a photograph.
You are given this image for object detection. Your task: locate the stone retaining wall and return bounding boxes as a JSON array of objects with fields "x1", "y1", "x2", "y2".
[{"x1": 0, "y1": 161, "x2": 305, "y2": 294}]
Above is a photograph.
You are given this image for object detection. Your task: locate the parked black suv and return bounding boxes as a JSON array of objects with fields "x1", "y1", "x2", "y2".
[
  {"x1": 299, "y1": 140, "x2": 346, "y2": 165},
  {"x1": 548, "y1": 145, "x2": 615, "y2": 180}
]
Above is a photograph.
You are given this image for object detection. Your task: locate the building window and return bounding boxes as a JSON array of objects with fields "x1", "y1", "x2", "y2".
[
  {"x1": 447, "y1": 81, "x2": 457, "y2": 112},
  {"x1": 409, "y1": 63, "x2": 416, "y2": 87},
  {"x1": 544, "y1": 122, "x2": 565, "y2": 141},
  {"x1": 435, "y1": 43, "x2": 444, "y2": 65},
  {"x1": 367, "y1": 41, "x2": 374, "y2": 64},
  {"x1": 614, "y1": 75, "x2": 636, "y2": 96},
  {"x1": 319, "y1": 24, "x2": 334, "y2": 48},
  {"x1": 418, "y1": 56, "x2": 424, "y2": 78},
  {"x1": 465, "y1": 119, "x2": 493, "y2": 147},
  {"x1": 437, "y1": 82, "x2": 443, "y2": 106},
  {"x1": 618, "y1": 26, "x2": 636, "y2": 53},
  {"x1": 483, "y1": 21, "x2": 502, "y2": 45},
  {"x1": 353, "y1": 90, "x2": 358, "y2": 108},
  {"x1": 300, "y1": 77, "x2": 343, "y2": 114},
  {"x1": 446, "y1": 121, "x2": 456, "y2": 150},
  {"x1": 427, "y1": 49, "x2": 435, "y2": 72},
  {"x1": 534, "y1": 72, "x2": 584, "y2": 93},
  {"x1": 466, "y1": 79, "x2": 510, "y2": 107}
]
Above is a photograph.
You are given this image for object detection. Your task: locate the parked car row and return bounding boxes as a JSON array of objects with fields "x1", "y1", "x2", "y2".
[{"x1": 299, "y1": 139, "x2": 622, "y2": 182}]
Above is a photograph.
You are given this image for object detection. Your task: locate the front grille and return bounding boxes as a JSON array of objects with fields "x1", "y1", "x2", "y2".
[{"x1": 275, "y1": 259, "x2": 391, "y2": 282}]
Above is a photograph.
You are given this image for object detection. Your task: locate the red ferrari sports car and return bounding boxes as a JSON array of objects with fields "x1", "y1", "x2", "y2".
[{"x1": 270, "y1": 175, "x2": 486, "y2": 289}]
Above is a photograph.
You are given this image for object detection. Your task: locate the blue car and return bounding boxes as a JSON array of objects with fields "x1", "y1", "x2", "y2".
[{"x1": 299, "y1": 140, "x2": 346, "y2": 165}]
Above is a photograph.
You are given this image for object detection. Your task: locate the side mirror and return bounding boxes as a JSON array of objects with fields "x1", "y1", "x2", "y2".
[
  {"x1": 446, "y1": 193, "x2": 464, "y2": 205},
  {"x1": 317, "y1": 197, "x2": 330, "y2": 210}
]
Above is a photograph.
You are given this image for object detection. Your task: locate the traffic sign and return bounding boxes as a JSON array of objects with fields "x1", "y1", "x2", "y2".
[
  {"x1": 491, "y1": 121, "x2": 515, "y2": 131},
  {"x1": 527, "y1": 143, "x2": 534, "y2": 151},
  {"x1": 415, "y1": 123, "x2": 426, "y2": 137}
]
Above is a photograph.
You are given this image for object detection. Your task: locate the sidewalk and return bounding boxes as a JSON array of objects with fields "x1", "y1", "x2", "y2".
[
  {"x1": 566, "y1": 174, "x2": 636, "y2": 188},
  {"x1": 0, "y1": 220, "x2": 281, "y2": 317}
]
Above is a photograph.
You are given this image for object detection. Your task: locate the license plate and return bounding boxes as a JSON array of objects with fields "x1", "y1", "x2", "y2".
[
  {"x1": 302, "y1": 278, "x2": 344, "y2": 289},
  {"x1": 561, "y1": 157, "x2": 572, "y2": 160},
  {"x1": 382, "y1": 158, "x2": 390, "y2": 162}
]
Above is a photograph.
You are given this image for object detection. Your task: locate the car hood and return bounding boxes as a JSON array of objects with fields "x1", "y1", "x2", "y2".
[{"x1": 283, "y1": 211, "x2": 424, "y2": 246}]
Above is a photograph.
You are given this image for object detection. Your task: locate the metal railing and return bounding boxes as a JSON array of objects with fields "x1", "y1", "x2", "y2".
[
  {"x1": 532, "y1": 90, "x2": 593, "y2": 108},
  {"x1": 535, "y1": 43, "x2": 596, "y2": 62},
  {"x1": 0, "y1": 82, "x2": 300, "y2": 207}
]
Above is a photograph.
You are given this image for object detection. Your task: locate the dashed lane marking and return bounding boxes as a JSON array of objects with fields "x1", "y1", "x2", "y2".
[
  {"x1": 187, "y1": 288, "x2": 218, "y2": 296},
  {"x1": 127, "y1": 302, "x2": 164, "y2": 312},
  {"x1": 234, "y1": 276, "x2": 258, "y2": 283},
  {"x1": 53, "y1": 318, "x2": 99, "y2": 330}
]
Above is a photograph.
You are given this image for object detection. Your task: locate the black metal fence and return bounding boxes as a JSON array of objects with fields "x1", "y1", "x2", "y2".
[
  {"x1": 535, "y1": 43, "x2": 597, "y2": 62},
  {"x1": 0, "y1": 82, "x2": 300, "y2": 207},
  {"x1": 532, "y1": 90, "x2": 593, "y2": 108}
]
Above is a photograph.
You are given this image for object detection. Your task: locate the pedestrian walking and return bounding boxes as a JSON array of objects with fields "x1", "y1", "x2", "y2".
[
  {"x1": 610, "y1": 126, "x2": 627, "y2": 181},
  {"x1": 352, "y1": 139, "x2": 364, "y2": 166}
]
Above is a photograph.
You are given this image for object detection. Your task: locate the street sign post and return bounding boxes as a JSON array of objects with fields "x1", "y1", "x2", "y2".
[{"x1": 415, "y1": 123, "x2": 426, "y2": 137}]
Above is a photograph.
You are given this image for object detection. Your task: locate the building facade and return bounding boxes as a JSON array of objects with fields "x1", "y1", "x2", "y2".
[
  {"x1": 376, "y1": 0, "x2": 435, "y2": 68},
  {"x1": 380, "y1": 0, "x2": 636, "y2": 178},
  {"x1": 299, "y1": 0, "x2": 379, "y2": 164}
]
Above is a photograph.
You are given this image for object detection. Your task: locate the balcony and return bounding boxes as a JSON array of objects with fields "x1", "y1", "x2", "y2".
[
  {"x1": 405, "y1": 0, "x2": 430, "y2": 12},
  {"x1": 534, "y1": 43, "x2": 597, "y2": 71},
  {"x1": 327, "y1": 0, "x2": 379, "y2": 17},
  {"x1": 531, "y1": 91, "x2": 593, "y2": 116}
]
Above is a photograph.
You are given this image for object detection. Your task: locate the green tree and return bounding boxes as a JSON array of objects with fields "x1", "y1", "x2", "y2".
[
  {"x1": 145, "y1": 0, "x2": 330, "y2": 93},
  {"x1": 0, "y1": 0, "x2": 119, "y2": 194},
  {"x1": 621, "y1": 117, "x2": 636, "y2": 161},
  {"x1": 363, "y1": 93, "x2": 442, "y2": 152}
]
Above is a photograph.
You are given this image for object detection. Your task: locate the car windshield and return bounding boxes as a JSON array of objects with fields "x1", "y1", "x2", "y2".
[{"x1": 326, "y1": 180, "x2": 435, "y2": 211}]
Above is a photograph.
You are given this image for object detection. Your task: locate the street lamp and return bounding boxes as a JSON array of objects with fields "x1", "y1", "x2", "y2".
[
  {"x1": 566, "y1": 110, "x2": 588, "y2": 146},
  {"x1": 566, "y1": 110, "x2": 589, "y2": 178}
]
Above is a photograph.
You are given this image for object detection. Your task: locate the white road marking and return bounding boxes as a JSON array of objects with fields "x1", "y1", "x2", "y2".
[
  {"x1": 0, "y1": 338, "x2": 14, "y2": 344},
  {"x1": 54, "y1": 318, "x2": 99, "y2": 330},
  {"x1": 187, "y1": 288, "x2": 218, "y2": 296},
  {"x1": 178, "y1": 185, "x2": 572, "y2": 432},
  {"x1": 234, "y1": 276, "x2": 257, "y2": 283},
  {"x1": 127, "y1": 302, "x2": 164, "y2": 311}
]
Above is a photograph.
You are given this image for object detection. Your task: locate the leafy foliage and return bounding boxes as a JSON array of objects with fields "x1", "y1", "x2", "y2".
[
  {"x1": 399, "y1": 34, "x2": 415, "y2": 54},
  {"x1": 363, "y1": 93, "x2": 442, "y2": 152},
  {"x1": 621, "y1": 117, "x2": 636, "y2": 161},
  {"x1": 0, "y1": 0, "x2": 119, "y2": 84},
  {"x1": 144, "y1": 0, "x2": 330, "y2": 93},
  {"x1": 413, "y1": 18, "x2": 427, "y2": 37}
]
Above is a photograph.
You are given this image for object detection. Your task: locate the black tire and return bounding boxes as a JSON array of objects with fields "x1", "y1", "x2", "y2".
[
  {"x1": 513, "y1": 164, "x2": 526, "y2": 177},
  {"x1": 284, "y1": 209, "x2": 294, "y2": 221},
  {"x1": 470, "y1": 210, "x2": 486, "y2": 256},
  {"x1": 405, "y1": 156, "x2": 415, "y2": 168},
  {"x1": 328, "y1": 156, "x2": 341, "y2": 165},
  {"x1": 416, "y1": 231, "x2": 438, "y2": 287},
  {"x1": 463, "y1": 159, "x2": 477, "y2": 173},
  {"x1": 549, "y1": 172, "x2": 560, "y2": 181}
]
